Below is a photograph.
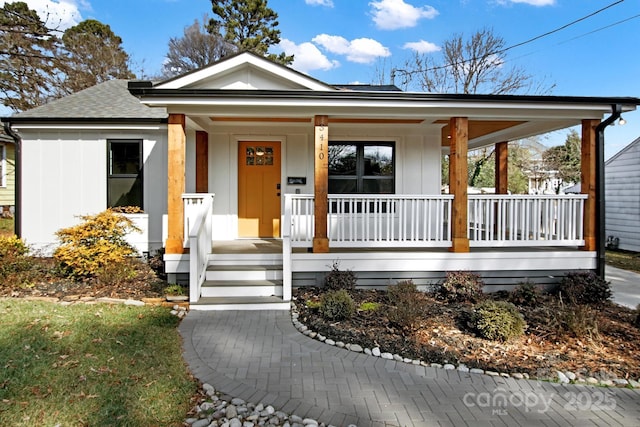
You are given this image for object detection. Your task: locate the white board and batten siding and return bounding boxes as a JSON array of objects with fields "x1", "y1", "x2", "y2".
[
  {"x1": 18, "y1": 128, "x2": 168, "y2": 255},
  {"x1": 605, "y1": 137, "x2": 640, "y2": 252}
]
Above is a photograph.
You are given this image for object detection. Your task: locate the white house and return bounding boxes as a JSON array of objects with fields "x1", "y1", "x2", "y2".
[
  {"x1": 605, "y1": 137, "x2": 640, "y2": 252},
  {"x1": 2, "y1": 52, "x2": 638, "y2": 309}
]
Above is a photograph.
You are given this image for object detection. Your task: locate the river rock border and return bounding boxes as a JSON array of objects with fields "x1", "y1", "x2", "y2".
[{"x1": 290, "y1": 302, "x2": 640, "y2": 389}]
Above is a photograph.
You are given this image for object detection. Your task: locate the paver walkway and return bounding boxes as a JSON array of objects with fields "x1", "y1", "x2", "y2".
[{"x1": 179, "y1": 309, "x2": 640, "y2": 427}]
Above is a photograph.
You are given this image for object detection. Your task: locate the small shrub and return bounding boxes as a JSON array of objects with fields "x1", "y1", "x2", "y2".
[
  {"x1": 95, "y1": 258, "x2": 139, "y2": 287},
  {"x1": 163, "y1": 284, "x2": 186, "y2": 296},
  {"x1": 509, "y1": 281, "x2": 542, "y2": 307},
  {"x1": 324, "y1": 261, "x2": 357, "y2": 291},
  {"x1": 387, "y1": 280, "x2": 423, "y2": 332},
  {"x1": 440, "y1": 271, "x2": 484, "y2": 303},
  {"x1": 54, "y1": 209, "x2": 140, "y2": 278},
  {"x1": 0, "y1": 236, "x2": 32, "y2": 277},
  {"x1": 472, "y1": 300, "x2": 526, "y2": 342},
  {"x1": 358, "y1": 301, "x2": 381, "y2": 312},
  {"x1": 320, "y1": 289, "x2": 355, "y2": 320},
  {"x1": 306, "y1": 300, "x2": 321, "y2": 310},
  {"x1": 0, "y1": 235, "x2": 28, "y2": 258},
  {"x1": 563, "y1": 305, "x2": 599, "y2": 340},
  {"x1": 559, "y1": 271, "x2": 611, "y2": 305}
]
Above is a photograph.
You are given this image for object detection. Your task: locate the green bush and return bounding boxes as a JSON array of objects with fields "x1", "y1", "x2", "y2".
[
  {"x1": 54, "y1": 209, "x2": 139, "y2": 278},
  {"x1": 472, "y1": 300, "x2": 526, "y2": 342},
  {"x1": 324, "y1": 261, "x2": 357, "y2": 291},
  {"x1": 509, "y1": 281, "x2": 542, "y2": 306},
  {"x1": 358, "y1": 301, "x2": 381, "y2": 312},
  {"x1": 440, "y1": 271, "x2": 484, "y2": 303},
  {"x1": 387, "y1": 280, "x2": 422, "y2": 332},
  {"x1": 320, "y1": 289, "x2": 355, "y2": 320},
  {"x1": 558, "y1": 271, "x2": 611, "y2": 305}
]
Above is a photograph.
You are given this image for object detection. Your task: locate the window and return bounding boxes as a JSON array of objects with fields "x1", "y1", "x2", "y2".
[
  {"x1": 0, "y1": 144, "x2": 5, "y2": 188},
  {"x1": 107, "y1": 140, "x2": 143, "y2": 209},
  {"x1": 328, "y1": 142, "x2": 394, "y2": 194}
]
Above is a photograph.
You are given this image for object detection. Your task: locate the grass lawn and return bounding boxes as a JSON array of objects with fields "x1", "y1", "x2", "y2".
[
  {"x1": 0, "y1": 299, "x2": 196, "y2": 426},
  {"x1": 606, "y1": 249, "x2": 640, "y2": 274},
  {"x1": 0, "y1": 217, "x2": 14, "y2": 237}
]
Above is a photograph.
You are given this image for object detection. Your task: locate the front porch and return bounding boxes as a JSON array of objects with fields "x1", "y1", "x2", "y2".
[{"x1": 165, "y1": 192, "x2": 595, "y2": 309}]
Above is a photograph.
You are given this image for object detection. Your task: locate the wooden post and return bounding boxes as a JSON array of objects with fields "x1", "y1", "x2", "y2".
[
  {"x1": 581, "y1": 119, "x2": 599, "y2": 251},
  {"x1": 449, "y1": 117, "x2": 470, "y2": 252},
  {"x1": 313, "y1": 115, "x2": 329, "y2": 253},
  {"x1": 495, "y1": 141, "x2": 509, "y2": 194},
  {"x1": 166, "y1": 114, "x2": 186, "y2": 254},
  {"x1": 195, "y1": 131, "x2": 208, "y2": 193}
]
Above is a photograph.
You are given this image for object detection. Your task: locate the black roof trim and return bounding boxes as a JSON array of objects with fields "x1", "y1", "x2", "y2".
[
  {"x1": 2, "y1": 117, "x2": 168, "y2": 125},
  {"x1": 127, "y1": 87, "x2": 640, "y2": 106}
]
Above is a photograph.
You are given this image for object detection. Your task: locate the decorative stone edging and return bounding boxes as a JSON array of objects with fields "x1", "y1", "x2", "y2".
[
  {"x1": 290, "y1": 302, "x2": 640, "y2": 389},
  {"x1": 185, "y1": 383, "x2": 351, "y2": 427}
]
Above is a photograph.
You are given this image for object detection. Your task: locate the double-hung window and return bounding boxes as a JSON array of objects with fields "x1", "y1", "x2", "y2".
[
  {"x1": 328, "y1": 142, "x2": 395, "y2": 194},
  {"x1": 107, "y1": 140, "x2": 143, "y2": 209}
]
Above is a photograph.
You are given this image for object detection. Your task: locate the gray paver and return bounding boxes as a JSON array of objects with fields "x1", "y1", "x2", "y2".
[{"x1": 178, "y1": 310, "x2": 640, "y2": 427}]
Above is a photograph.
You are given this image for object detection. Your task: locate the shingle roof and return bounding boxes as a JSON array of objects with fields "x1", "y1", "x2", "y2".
[{"x1": 11, "y1": 79, "x2": 167, "y2": 120}]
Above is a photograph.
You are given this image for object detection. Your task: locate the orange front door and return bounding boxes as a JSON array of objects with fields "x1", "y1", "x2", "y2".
[{"x1": 238, "y1": 142, "x2": 281, "y2": 238}]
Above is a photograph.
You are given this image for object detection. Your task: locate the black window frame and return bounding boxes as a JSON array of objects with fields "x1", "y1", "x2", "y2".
[
  {"x1": 107, "y1": 139, "x2": 143, "y2": 210},
  {"x1": 328, "y1": 141, "x2": 395, "y2": 195}
]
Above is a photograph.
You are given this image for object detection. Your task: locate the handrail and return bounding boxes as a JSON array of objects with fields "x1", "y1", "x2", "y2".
[
  {"x1": 468, "y1": 194, "x2": 587, "y2": 247},
  {"x1": 187, "y1": 194, "x2": 214, "y2": 303}
]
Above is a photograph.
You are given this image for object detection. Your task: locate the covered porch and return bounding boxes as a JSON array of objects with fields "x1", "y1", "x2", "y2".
[{"x1": 125, "y1": 52, "x2": 639, "y2": 308}]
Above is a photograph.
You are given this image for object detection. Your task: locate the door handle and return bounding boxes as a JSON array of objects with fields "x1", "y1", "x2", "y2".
[{"x1": 276, "y1": 183, "x2": 281, "y2": 190}]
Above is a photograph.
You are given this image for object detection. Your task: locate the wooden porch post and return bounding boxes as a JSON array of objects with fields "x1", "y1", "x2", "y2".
[
  {"x1": 195, "y1": 131, "x2": 208, "y2": 193},
  {"x1": 449, "y1": 117, "x2": 470, "y2": 252},
  {"x1": 581, "y1": 119, "x2": 599, "y2": 251},
  {"x1": 495, "y1": 141, "x2": 509, "y2": 194},
  {"x1": 313, "y1": 115, "x2": 329, "y2": 253},
  {"x1": 166, "y1": 114, "x2": 186, "y2": 254}
]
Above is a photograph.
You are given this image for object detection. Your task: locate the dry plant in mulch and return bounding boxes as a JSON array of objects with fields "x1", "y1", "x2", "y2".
[{"x1": 293, "y1": 287, "x2": 640, "y2": 381}]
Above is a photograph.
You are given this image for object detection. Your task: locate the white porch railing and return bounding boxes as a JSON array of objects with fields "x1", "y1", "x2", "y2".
[
  {"x1": 186, "y1": 193, "x2": 214, "y2": 303},
  {"x1": 468, "y1": 194, "x2": 587, "y2": 247},
  {"x1": 284, "y1": 194, "x2": 454, "y2": 248},
  {"x1": 183, "y1": 194, "x2": 213, "y2": 248}
]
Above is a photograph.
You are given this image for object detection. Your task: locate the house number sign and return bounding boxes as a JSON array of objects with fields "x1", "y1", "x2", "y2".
[{"x1": 315, "y1": 125, "x2": 328, "y2": 166}]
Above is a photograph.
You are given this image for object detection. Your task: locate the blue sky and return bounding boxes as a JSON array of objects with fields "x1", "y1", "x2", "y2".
[{"x1": 5, "y1": 0, "x2": 640, "y2": 158}]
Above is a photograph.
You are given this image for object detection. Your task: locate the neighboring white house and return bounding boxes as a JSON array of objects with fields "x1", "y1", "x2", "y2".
[
  {"x1": 605, "y1": 137, "x2": 640, "y2": 252},
  {"x1": 2, "y1": 52, "x2": 639, "y2": 309}
]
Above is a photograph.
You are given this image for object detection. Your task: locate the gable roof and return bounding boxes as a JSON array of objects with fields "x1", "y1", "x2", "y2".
[
  {"x1": 606, "y1": 136, "x2": 640, "y2": 165},
  {"x1": 155, "y1": 51, "x2": 333, "y2": 91},
  {"x1": 8, "y1": 79, "x2": 167, "y2": 122}
]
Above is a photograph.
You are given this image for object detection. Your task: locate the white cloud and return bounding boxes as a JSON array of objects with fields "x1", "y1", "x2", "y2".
[
  {"x1": 0, "y1": 0, "x2": 86, "y2": 30},
  {"x1": 305, "y1": 0, "x2": 334, "y2": 7},
  {"x1": 498, "y1": 0, "x2": 555, "y2": 6},
  {"x1": 403, "y1": 40, "x2": 440, "y2": 53},
  {"x1": 279, "y1": 39, "x2": 340, "y2": 72},
  {"x1": 312, "y1": 34, "x2": 391, "y2": 64},
  {"x1": 369, "y1": 0, "x2": 439, "y2": 30}
]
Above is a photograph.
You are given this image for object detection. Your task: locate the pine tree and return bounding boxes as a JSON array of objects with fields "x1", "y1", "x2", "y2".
[
  {"x1": 0, "y1": 1, "x2": 60, "y2": 111},
  {"x1": 208, "y1": 0, "x2": 293, "y2": 65},
  {"x1": 58, "y1": 19, "x2": 134, "y2": 96}
]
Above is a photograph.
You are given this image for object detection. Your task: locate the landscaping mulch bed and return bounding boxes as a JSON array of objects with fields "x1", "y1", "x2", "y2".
[
  {"x1": 0, "y1": 256, "x2": 165, "y2": 301},
  {"x1": 293, "y1": 287, "x2": 640, "y2": 381}
]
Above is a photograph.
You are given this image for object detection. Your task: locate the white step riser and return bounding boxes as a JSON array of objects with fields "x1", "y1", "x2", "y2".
[
  {"x1": 201, "y1": 286, "x2": 283, "y2": 298},
  {"x1": 206, "y1": 270, "x2": 283, "y2": 281},
  {"x1": 190, "y1": 302, "x2": 290, "y2": 311}
]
